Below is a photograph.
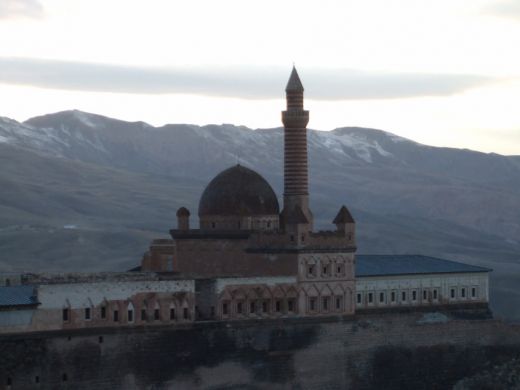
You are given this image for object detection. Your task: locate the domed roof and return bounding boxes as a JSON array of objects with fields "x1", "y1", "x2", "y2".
[{"x1": 199, "y1": 165, "x2": 279, "y2": 216}]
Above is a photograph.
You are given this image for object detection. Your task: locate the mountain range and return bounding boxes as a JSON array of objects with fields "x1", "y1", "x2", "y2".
[{"x1": 1, "y1": 110, "x2": 519, "y2": 319}]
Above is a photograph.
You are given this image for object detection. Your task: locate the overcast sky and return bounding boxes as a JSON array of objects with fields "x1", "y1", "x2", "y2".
[{"x1": 1, "y1": 0, "x2": 519, "y2": 154}]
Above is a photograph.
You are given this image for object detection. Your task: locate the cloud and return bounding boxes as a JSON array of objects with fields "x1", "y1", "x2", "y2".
[
  {"x1": 0, "y1": 57, "x2": 495, "y2": 101},
  {"x1": 0, "y1": 0, "x2": 43, "y2": 19},
  {"x1": 482, "y1": 0, "x2": 520, "y2": 20}
]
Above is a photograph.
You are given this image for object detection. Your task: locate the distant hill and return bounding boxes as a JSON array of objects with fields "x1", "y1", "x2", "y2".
[{"x1": 1, "y1": 110, "x2": 519, "y2": 319}]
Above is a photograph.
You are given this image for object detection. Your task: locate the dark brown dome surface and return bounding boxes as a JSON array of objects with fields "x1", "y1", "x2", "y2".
[{"x1": 198, "y1": 165, "x2": 279, "y2": 216}]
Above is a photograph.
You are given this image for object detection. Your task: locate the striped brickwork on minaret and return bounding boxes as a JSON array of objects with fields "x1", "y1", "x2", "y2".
[{"x1": 281, "y1": 66, "x2": 313, "y2": 227}]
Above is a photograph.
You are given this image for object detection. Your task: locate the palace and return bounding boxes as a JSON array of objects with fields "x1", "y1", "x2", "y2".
[{"x1": 0, "y1": 68, "x2": 491, "y2": 334}]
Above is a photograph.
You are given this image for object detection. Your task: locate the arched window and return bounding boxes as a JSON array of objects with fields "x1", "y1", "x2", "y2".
[{"x1": 127, "y1": 302, "x2": 135, "y2": 323}]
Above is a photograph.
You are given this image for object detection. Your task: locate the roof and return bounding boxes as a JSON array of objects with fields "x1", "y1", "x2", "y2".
[
  {"x1": 283, "y1": 205, "x2": 309, "y2": 224},
  {"x1": 356, "y1": 255, "x2": 492, "y2": 277},
  {"x1": 286, "y1": 66, "x2": 304, "y2": 92},
  {"x1": 198, "y1": 164, "x2": 280, "y2": 216},
  {"x1": 333, "y1": 205, "x2": 355, "y2": 224},
  {"x1": 0, "y1": 285, "x2": 39, "y2": 308}
]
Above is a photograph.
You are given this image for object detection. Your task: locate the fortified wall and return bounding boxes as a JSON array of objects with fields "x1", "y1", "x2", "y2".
[{"x1": 1, "y1": 312, "x2": 520, "y2": 389}]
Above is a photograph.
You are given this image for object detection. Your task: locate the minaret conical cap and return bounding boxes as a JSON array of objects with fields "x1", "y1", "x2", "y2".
[{"x1": 285, "y1": 66, "x2": 304, "y2": 92}]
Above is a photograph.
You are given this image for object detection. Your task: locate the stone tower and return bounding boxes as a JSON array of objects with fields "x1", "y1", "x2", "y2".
[{"x1": 281, "y1": 66, "x2": 313, "y2": 230}]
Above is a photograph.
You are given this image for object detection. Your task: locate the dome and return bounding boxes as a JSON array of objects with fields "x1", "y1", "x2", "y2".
[{"x1": 199, "y1": 165, "x2": 280, "y2": 216}]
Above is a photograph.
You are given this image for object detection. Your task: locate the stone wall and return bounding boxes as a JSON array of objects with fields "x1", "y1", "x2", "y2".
[{"x1": 1, "y1": 312, "x2": 520, "y2": 389}]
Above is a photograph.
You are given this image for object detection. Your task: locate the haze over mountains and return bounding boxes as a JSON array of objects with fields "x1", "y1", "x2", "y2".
[{"x1": 1, "y1": 110, "x2": 519, "y2": 319}]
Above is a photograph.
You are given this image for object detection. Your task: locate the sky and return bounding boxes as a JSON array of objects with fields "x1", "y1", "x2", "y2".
[{"x1": 0, "y1": 0, "x2": 519, "y2": 155}]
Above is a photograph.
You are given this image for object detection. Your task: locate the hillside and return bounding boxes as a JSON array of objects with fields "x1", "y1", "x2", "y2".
[{"x1": 1, "y1": 110, "x2": 519, "y2": 318}]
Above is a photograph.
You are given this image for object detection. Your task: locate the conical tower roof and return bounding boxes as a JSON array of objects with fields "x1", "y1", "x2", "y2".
[
  {"x1": 333, "y1": 205, "x2": 355, "y2": 224},
  {"x1": 285, "y1": 66, "x2": 304, "y2": 92}
]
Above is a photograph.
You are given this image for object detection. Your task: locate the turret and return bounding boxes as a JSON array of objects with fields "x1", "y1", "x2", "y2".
[
  {"x1": 176, "y1": 207, "x2": 190, "y2": 231},
  {"x1": 281, "y1": 66, "x2": 313, "y2": 231},
  {"x1": 333, "y1": 205, "x2": 355, "y2": 243}
]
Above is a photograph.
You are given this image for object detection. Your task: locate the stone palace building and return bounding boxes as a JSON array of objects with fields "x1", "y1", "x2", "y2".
[{"x1": 0, "y1": 67, "x2": 491, "y2": 334}]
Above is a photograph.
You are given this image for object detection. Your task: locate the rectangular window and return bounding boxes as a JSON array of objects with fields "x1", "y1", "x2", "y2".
[
  {"x1": 391, "y1": 291, "x2": 396, "y2": 302},
  {"x1": 113, "y1": 310, "x2": 119, "y2": 322},
  {"x1": 401, "y1": 291, "x2": 407, "y2": 302},
  {"x1": 62, "y1": 308, "x2": 69, "y2": 322},
  {"x1": 288, "y1": 299, "x2": 295, "y2": 312},
  {"x1": 472, "y1": 287, "x2": 477, "y2": 298},
  {"x1": 170, "y1": 308, "x2": 176, "y2": 320},
  {"x1": 412, "y1": 291, "x2": 417, "y2": 301},
  {"x1": 275, "y1": 300, "x2": 281, "y2": 312},
  {"x1": 379, "y1": 292, "x2": 385, "y2": 303},
  {"x1": 368, "y1": 293, "x2": 373, "y2": 303},
  {"x1": 461, "y1": 288, "x2": 466, "y2": 298},
  {"x1": 433, "y1": 289, "x2": 438, "y2": 300},
  {"x1": 141, "y1": 309, "x2": 146, "y2": 321},
  {"x1": 356, "y1": 293, "x2": 362, "y2": 304},
  {"x1": 335, "y1": 296, "x2": 342, "y2": 310},
  {"x1": 250, "y1": 301, "x2": 256, "y2": 314},
  {"x1": 451, "y1": 288, "x2": 456, "y2": 299},
  {"x1": 154, "y1": 309, "x2": 160, "y2": 321},
  {"x1": 237, "y1": 302, "x2": 243, "y2": 314},
  {"x1": 85, "y1": 308, "x2": 91, "y2": 320},
  {"x1": 423, "y1": 290, "x2": 427, "y2": 300},
  {"x1": 222, "y1": 303, "x2": 228, "y2": 315},
  {"x1": 310, "y1": 297, "x2": 316, "y2": 311},
  {"x1": 183, "y1": 307, "x2": 189, "y2": 320},
  {"x1": 128, "y1": 310, "x2": 133, "y2": 322},
  {"x1": 322, "y1": 296, "x2": 329, "y2": 311},
  {"x1": 101, "y1": 306, "x2": 106, "y2": 319}
]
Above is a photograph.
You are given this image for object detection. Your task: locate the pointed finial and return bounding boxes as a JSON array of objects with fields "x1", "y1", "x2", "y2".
[{"x1": 285, "y1": 66, "x2": 304, "y2": 92}]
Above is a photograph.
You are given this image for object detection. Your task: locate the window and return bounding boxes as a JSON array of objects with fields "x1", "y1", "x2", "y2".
[
  {"x1": 401, "y1": 291, "x2": 407, "y2": 302},
  {"x1": 5, "y1": 278, "x2": 10, "y2": 286},
  {"x1": 170, "y1": 308, "x2": 176, "y2": 320},
  {"x1": 85, "y1": 308, "x2": 91, "y2": 320},
  {"x1": 62, "y1": 373, "x2": 68, "y2": 382},
  {"x1": 267, "y1": 221, "x2": 271, "y2": 228},
  {"x1": 288, "y1": 299, "x2": 295, "y2": 312},
  {"x1": 356, "y1": 293, "x2": 362, "y2": 304},
  {"x1": 222, "y1": 303, "x2": 228, "y2": 315},
  {"x1": 62, "y1": 308, "x2": 69, "y2": 322},
  {"x1": 450, "y1": 288, "x2": 456, "y2": 299},
  {"x1": 290, "y1": 235, "x2": 294, "y2": 242},
  {"x1": 301, "y1": 234, "x2": 305, "y2": 242},
  {"x1": 141, "y1": 309, "x2": 146, "y2": 321},
  {"x1": 262, "y1": 301, "x2": 268, "y2": 313},
  {"x1": 211, "y1": 222, "x2": 216, "y2": 228},
  {"x1": 237, "y1": 302, "x2": 243, "y2": 314},
  {"x1": 7, "y1": 378, "x2": 11, "y2": 386},
  {"x1": 183, "y1": 307, "x2": 189, "y2": 320},
  {"x1": 433, "y1": 289, "x2": 438, "y2": 300},
  {"x1": 98, "y1": 336, "x2": 103, "y2": 344},
  {"x1": 391, "y1": 291, "x2": 396, "y2": 302},
  {"x1": 412, "y1": 291, "x2": 417, "y2": 301},
  {"x1": 154, "y1": 308, "x2": 160, "y2": 321},
  {"x1": 322, "y1": 264, "x2": 330, "y2": 277},
  {"x1": 335, "y1": 296, "x2": 342, "y2": 310},
  {"x1": 423, "y1": 290, "x2": 427, "y2": 300},
  {"x1": 250, "y1": 301, "x2": 256, "y2": 314},
  {"x1": 322, "y1": 297, "x2": 330, "y2": 311},
  {"x1": 113, "y1": 310, "x2": 119, "y2": 322},
  {"x1": 368, "y1": 293, "x2": 373, "y2": 303},
  {"x1": 307, "y1": 264, "x2": 315, "y2": 277},
  {"x1": 101, "y1": 306, "x2": 106, "y2": 319},
  {"x1": 472, "y1": 287, "x2": 477, "y2": 298},
  {"x1": 128, "y1": 309, "x2": 134, "y2": 322},
  {"x1": 309, "y1": 297, "x2": 317, "y2": 311},
  {"x1": 35, "y1": 376, "x2": 40, "y2": 384},
  {"x1": 275, "y1": 300, "x2": 281, "y2": 312},
  {"x1": 461, "y1": 288, "x2": 466, "y2": 298},
  {"x1": 379, "y1": 292, "x2": 385, "y2": 303}
]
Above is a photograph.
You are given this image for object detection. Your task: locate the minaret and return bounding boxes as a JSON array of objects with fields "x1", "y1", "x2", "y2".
[{"x1": 281, "y1": 66, "x2": 313, "y2": 230}]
